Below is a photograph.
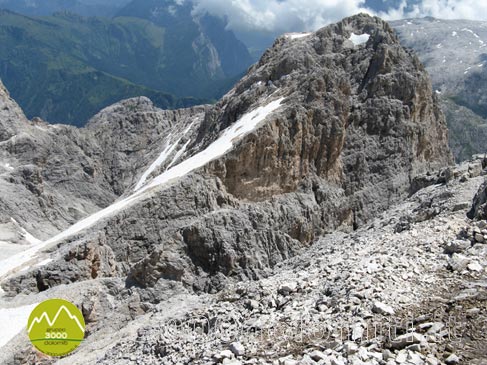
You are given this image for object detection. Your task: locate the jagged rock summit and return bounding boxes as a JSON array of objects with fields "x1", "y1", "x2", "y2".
[{"x1": 0, "y1": 14, "x2": 457, "y2": 364}]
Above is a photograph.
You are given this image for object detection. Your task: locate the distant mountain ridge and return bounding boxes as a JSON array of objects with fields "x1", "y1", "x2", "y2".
[
  {"x1": 0, "y1": 0, "x2": 130, "y2": 17},
  {"x1": 0, "y1": 9, "x2": 204, "y2": 125},
  {"x1": 116, "y1": 0, "x2": 253, "y2": 95},
  {"x1": 392, "y1": 17, "x2": 487, "y2": 161},
  {"x1": 0, "y1": 2, "x2": 253, "y2": 125}
]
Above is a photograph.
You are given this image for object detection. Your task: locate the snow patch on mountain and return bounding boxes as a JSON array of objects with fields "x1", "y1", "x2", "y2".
[
  {"x1": 134, "y1": 136, "x2": 178, "y2": 191},
  {"x1": 146, "y1": 97, "x2": 285, "y2": 190},
  {"x1": 0, "y1": 240, "x2": 55, "y2": 278},
  {"x1": 0, "y1": 96, "x2": 286, "y2": 278},
  {"x1": 349, "y1": 32, "x2": 370, "y2": 46},
  {"x1": 134, "y1": 122, "x2": 195, "y2": 191},
  {"x1": 285, "y1": 33, "x2": 311, "y2": 40},
  {"x1": 167, "y1": 139, "x2": 191, "y2": 169},
  {"x1": 0, "y1": 303, "x2": 38, "y2": 349},
  {"x1": 10, "y1": 218, "x2": 42, "y2": 245}
]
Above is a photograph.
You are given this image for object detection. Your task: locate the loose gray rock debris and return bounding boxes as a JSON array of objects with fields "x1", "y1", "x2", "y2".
[{"x1": 14, "y1": 158, "x2": 479, "y2": 365}]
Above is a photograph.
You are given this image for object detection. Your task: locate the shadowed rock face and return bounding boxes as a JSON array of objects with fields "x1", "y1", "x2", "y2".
[
  {"x1": 2, "y1": 14, "x2": 452, "y2": 297},
  {"x1": 468, "y1": 179, "x2": 487, "y2": 220}
]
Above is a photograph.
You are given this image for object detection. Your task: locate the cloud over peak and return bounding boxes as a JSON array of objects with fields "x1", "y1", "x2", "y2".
[
  {"x1": 188, "y1": 0, "x2": 487, "y2": 35},
  {"x1": 192, "y1": 0, "x2": 371, "y2": 33},
  {"x1": 392, "y1": 0, "x2": 487, "y2": 21}
]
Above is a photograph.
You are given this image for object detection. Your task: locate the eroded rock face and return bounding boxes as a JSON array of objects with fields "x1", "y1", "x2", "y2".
[
  {"x1": 468, "y1": 180, "x2": 487, "y2": 220},
  {"x1": 2, "y1": 14, "x2": 453, "y2": 296},
  {"x1": 0, "y1": 91, "x2": 206, "y2": 239},
  {"x1": 0, "y1": 80, "x2": 28, "y2": 142},
  {"x1": 207, "y1": 15, "x2": 452, "y2": 222},
  {"x1": 131, "y1": 14, "x2": 453, "y2": 287},
  {"x1": 0, "y1": 87, "x2": 113, "y2": 238},
  {"x1": 87, "y1": 97, "x2": 208, "y2": 195}
]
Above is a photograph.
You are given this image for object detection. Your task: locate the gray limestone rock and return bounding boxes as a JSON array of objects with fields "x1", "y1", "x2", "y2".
[{"x1": 468, "y1": 180, "x2": 487, "y2": 220}]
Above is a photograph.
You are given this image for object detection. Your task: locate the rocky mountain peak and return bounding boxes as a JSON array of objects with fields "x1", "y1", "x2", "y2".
[
  {"x1": 315, "y1": 13, "x2": 397, "y2": 45},
  {"x1": 87, "y1": 96, "x2": 156, "y2": 124},
  {"x1": 1, "y1": 13, "x2": 453, "y2": 293},
  {"x1": 0, "y1": 15, "x2": 469, "y2": 364},
  {"x1": 200, "y1": 13, "x2": 451, "y2": 204},
  {"x1": 0, "y1": 14, "x2": 451, "y2": 282}
]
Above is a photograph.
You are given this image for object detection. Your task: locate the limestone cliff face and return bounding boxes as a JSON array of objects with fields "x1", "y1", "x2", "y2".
[
  {"x1": 2, "y1": 15, "x2": 452, "y2": 296},
  {"x1": 0, "y1": 81, "x2": 115, "y2": 239},
  {"x1": 86, "y1": 97, "x2": 208, "y2": 195},
  {"x1": 205, "y1": 14, "x2": 452, "y2": 223}
]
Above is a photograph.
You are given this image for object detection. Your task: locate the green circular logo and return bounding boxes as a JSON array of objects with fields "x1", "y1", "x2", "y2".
[{"x1": 27, "y1": 299, "x2": 85, "y2": 357}]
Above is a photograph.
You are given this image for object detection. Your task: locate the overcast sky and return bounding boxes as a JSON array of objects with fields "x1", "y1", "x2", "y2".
[{"x1": 191, "y1": 0, "x2": 487, "y2": 34}]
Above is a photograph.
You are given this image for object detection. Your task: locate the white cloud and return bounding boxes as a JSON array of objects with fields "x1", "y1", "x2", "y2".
[
  {"x1": 378, "y1": 1, "x2": 408, "y2": 20},
  {"x1": 381, "y1": 0, "x2": 487, "y2": 21},
  {"x1": 186, "y1": 0, "x2": 487, "y2": 35},
  {"x1": 192, "y1": 0, "x2": 372, "y2": 33}
]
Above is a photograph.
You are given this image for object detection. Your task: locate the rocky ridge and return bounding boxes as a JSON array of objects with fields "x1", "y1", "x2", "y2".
[
  {"x1": 391, "y1": 18, "x2": 487, "y2": 161},
  {"x1": 0, "y1": 13, "x2": 461, "y2": 364},
  {"x1": 0, "y1": 86, "x2": 206, "y2": 242}
]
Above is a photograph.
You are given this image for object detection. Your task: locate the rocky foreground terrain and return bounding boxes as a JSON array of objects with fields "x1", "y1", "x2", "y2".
[
  {"x1": 86, "y1": 159, "x2": 487, "y2": 365},
  {"x1": 3, "y1": 159, "x2": 487, "y2": 365},
  {"x1": 0, "y1": 13, "x2": 485, "y2": 365}
]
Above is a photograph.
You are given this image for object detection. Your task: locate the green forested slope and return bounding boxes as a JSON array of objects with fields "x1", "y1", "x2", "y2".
[{"x1": 0, "y1": 9, "x2": 252, "y2": 125}]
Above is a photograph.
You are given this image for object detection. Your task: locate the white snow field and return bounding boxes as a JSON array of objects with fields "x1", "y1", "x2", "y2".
[
  {"x1": 349, "y1": 32, "x2": 370, "y2": 46},
  {"x1": 285, "y1": 33, "x2": 311, "y2": 40},
  {"x1": 0, "y1": 303, "x2": 38, "y2": 349},
  {"x1": 134, "y1": 121, "x2": 195, "y2": 191},
  {"x1": 0, "y1": 96, "x2": 285, "y2": 279},
  {"x1": 0, "y1": 241, "x2": 28, "y2": 261},
  {"x1": 11, "y1": 219, "x2": 43, "y2": 245},
  {"x1": 134, "y1": 134, "x2": 178, "y2": 191},
  {"x1": 146, "y1": 97, "x2": 285, "y2": 190}
]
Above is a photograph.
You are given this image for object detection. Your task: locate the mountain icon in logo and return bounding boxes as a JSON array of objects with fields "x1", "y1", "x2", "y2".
[
  {"x1": 27, "y1": 298, "x2": 85, "y2": 357},
  {"x1": 28, "y1": 305, "x2": 85, "y2": 334}
]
